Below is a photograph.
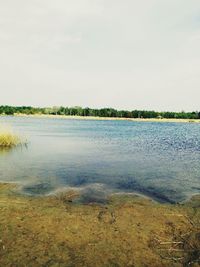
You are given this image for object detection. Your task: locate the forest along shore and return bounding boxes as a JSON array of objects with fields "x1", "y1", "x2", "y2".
[
  {"x1": 0, "y1": 105, "x2": 200, "y2": 121},
  {"x1": 0, "y1": 183, "x2": 199, "y2": 267}
]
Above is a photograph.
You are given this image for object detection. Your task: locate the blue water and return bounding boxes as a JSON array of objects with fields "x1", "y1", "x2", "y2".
[{"x1": 0, "y1": 116, "x2": 200, "y2": 203}]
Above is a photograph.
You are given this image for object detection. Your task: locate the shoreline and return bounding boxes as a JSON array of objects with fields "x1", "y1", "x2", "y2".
[
  {"x1": 0, "y1": 180, "x2": 198, "y2": 205},
  {"x1": 0, "y1": 182, "x2": 199, "y2": 266},
  {"x1": 0, "y1": 180, "x2": 199, "y2": 206},
  {"x1": 1, "y1": 113, "x2": 200, "y2": 123}
]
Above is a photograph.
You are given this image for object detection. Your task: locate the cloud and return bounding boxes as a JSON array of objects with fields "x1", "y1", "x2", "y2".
[{"x1": 0, "y1": 0, "x2": 200, "y2": 111}]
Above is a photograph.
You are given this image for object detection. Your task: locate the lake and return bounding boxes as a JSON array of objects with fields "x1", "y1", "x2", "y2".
[{"x1": 0, "y1": 116, "x2": 200, "y2": 203}]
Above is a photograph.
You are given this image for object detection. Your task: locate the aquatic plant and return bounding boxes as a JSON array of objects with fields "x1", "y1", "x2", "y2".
[{"x1": 0, "y1": 128, "x2": 25, "y2": 148}]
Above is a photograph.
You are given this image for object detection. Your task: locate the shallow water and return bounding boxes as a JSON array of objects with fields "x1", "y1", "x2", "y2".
[{"x1": 0, "y1": 116, "x2": 200, "y2": 203}]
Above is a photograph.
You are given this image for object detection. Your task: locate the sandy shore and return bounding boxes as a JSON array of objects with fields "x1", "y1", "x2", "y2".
[
  {"x1": 0, "y1": 183, "x2": 199, "y2": 267},
  {"x1": 11, "y1": 114, "x2": 200, "y2": 123}
]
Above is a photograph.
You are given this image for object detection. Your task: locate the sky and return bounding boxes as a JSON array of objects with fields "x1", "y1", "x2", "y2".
[{"x1": 0, "y1": 0, "x2": 200, "y2": 111}]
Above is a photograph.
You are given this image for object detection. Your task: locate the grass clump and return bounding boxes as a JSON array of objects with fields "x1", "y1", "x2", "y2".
[{"x1": 0, "y1": 129, "x2": 23, "y2": 148}]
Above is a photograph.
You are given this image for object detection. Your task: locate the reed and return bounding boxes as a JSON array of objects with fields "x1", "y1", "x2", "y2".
[{"x1": 0, "y1": 128, "x2": 24, "y2": 148}]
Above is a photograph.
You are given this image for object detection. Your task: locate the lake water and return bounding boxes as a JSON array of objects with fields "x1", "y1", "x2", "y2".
[{"x1": 0, "y1": 116, "x2": 200, "y2": 203}]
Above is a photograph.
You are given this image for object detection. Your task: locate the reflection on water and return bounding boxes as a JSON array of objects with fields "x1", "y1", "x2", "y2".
[
  {"x1": 0, "y1": 143, "x2": 28, "y2": 155},
  {"x1": 0, "y1": 116, "x2": 200, "y2": 203},
  {"x1": 0, "y1": 146, "x2": 13, "y2": 155}
]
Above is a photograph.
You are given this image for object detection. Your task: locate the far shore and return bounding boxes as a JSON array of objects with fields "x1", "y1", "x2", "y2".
[{"x1": 3, "y1": 113, "x2": 200, "y2": 123}]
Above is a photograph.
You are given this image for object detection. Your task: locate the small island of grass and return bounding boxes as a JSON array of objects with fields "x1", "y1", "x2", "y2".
[{"x1": 0, "y1": 129, "x2": 25, "y2": 148}]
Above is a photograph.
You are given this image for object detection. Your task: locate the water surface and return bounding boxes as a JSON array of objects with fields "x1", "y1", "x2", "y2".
[{"x1": 0, "y1": 116, "x2": 200, "y2": 203}]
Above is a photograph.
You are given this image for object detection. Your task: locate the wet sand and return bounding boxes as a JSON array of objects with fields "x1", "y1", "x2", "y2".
[{"x1": 0, "y1": 183, "x2": 199, "y2": 267}]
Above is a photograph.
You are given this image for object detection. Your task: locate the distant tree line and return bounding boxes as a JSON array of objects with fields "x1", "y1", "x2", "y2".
[{"x1": 0, "y1": 105, "x2": 200, "y2": 119}]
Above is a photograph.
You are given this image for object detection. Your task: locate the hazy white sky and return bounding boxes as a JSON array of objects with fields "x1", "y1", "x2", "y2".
[{"x1": 0, "y1": 0, "x2": 200, "y2": 111}]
